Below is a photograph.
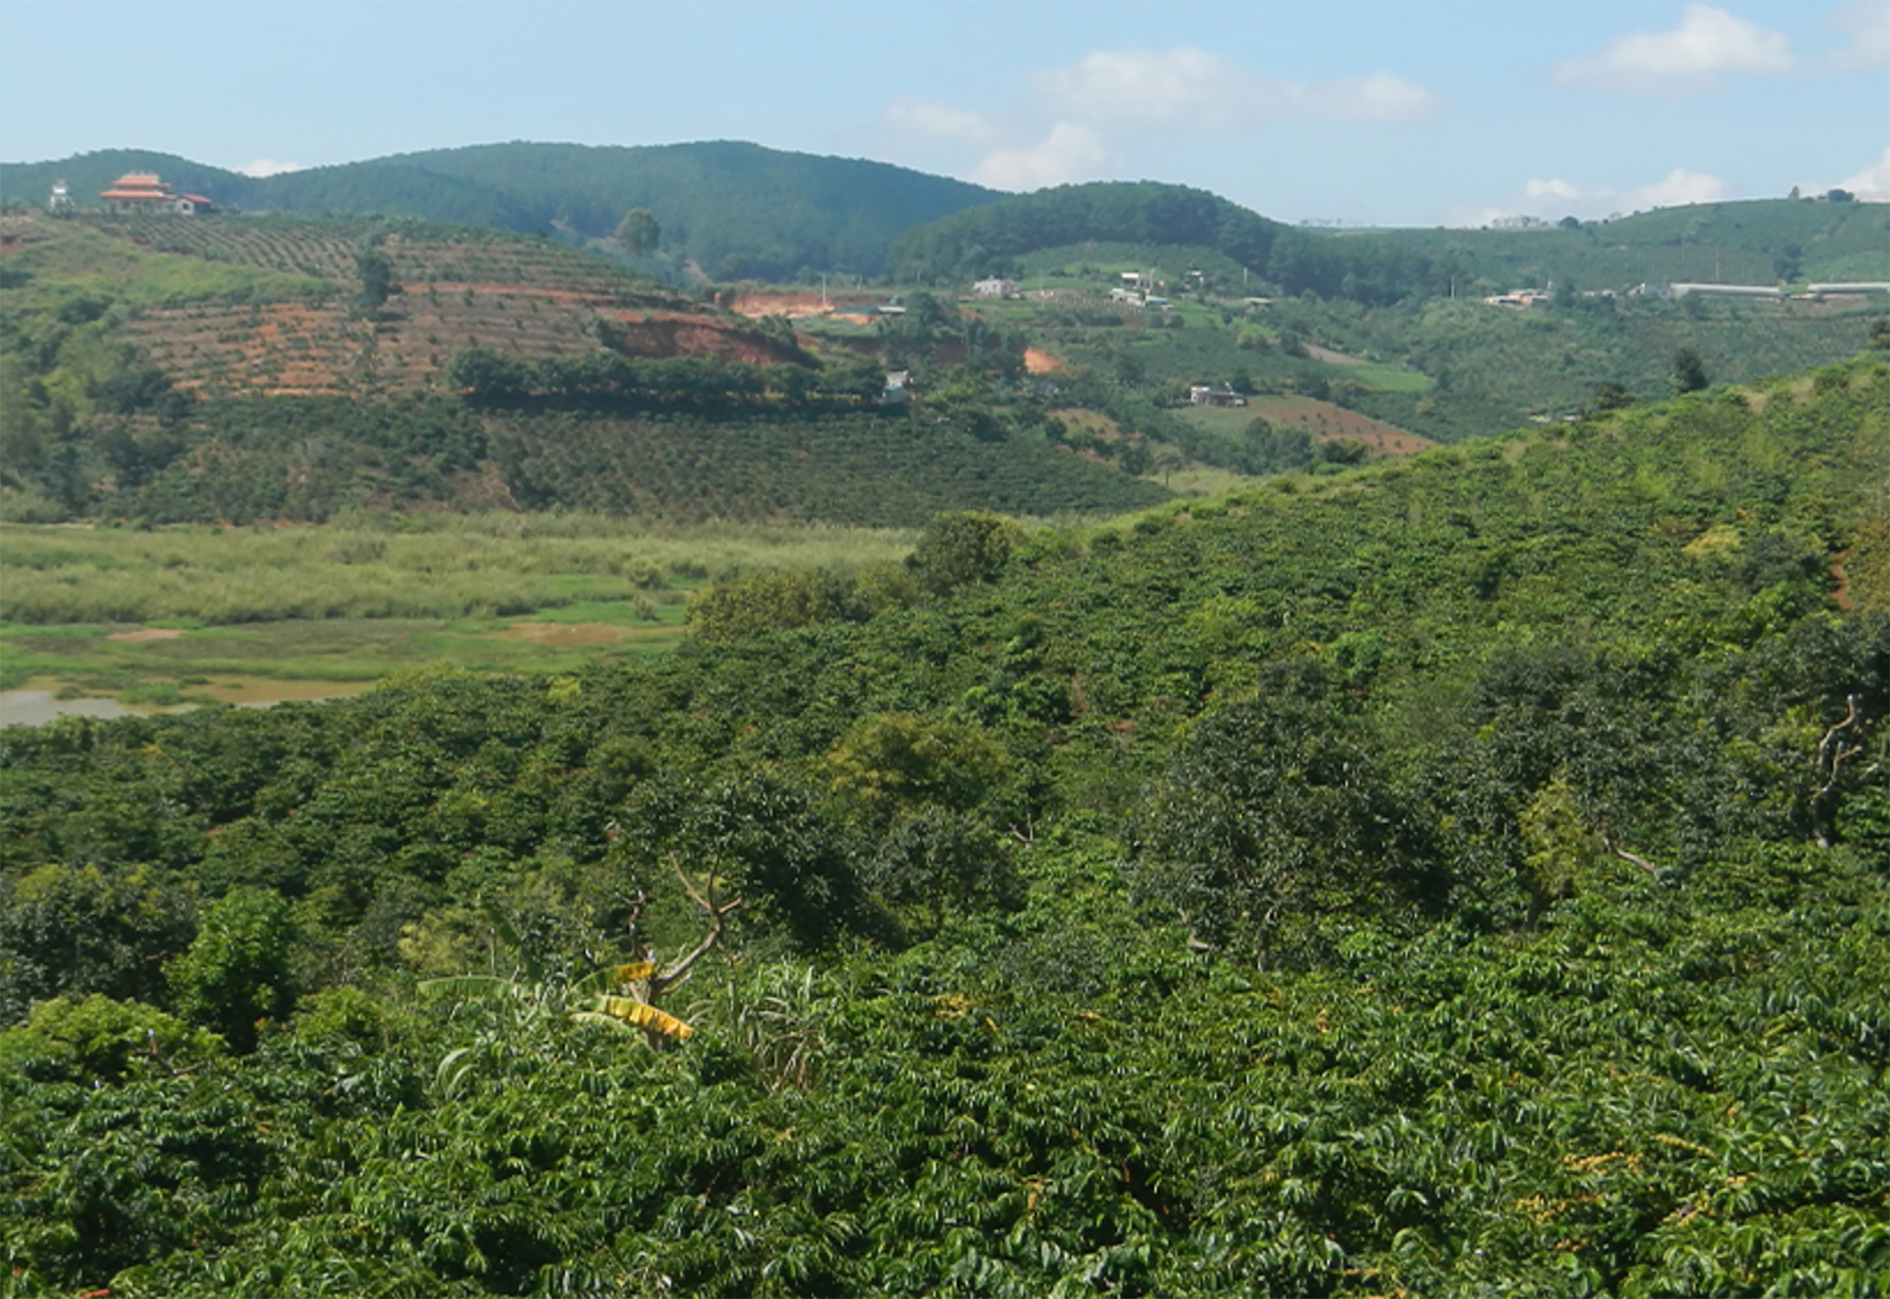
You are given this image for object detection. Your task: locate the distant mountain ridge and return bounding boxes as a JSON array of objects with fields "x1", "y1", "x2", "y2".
[
  {"x1": 4, "y1": 143, "x2": 1882, "y2": 290},
  {"x1": 0, "y1": 141, "x2": 1005, "y2": 279}
]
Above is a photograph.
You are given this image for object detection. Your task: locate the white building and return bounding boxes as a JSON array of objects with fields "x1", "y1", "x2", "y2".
[
  {"x1": 99, "y1": 173, "x2": 216, "y2": 215},
  {"x1": 1670, "y1": 283, "x2": 1781, "y2": 299}
]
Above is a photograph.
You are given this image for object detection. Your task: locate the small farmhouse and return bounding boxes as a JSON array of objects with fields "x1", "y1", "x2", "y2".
[
  {"x1": 99, "y1": 173, "x2": 216, "y2": 215},
  {"x1": 1189, "y1": 383, "x2": 1246, "y2": 407},
  {"x1": 1483, "y1": 289, "x2": 1549, "y2": 308},
  {"x1": 972, "y1": 277, "x2": 1017, "y2": 298}
]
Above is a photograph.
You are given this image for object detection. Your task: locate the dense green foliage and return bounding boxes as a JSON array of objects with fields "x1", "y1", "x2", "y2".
[
  {"x1": 476, "y1": 403, "x2": 1165, "y2": 526},
  {"x1": 3, "y1": 357, "x2": 1886, "y2": 1294}
]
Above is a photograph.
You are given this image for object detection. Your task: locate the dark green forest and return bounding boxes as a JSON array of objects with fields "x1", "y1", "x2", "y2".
[{"x1": 3, "y1": 354, "x2": 1887, "y2": 1295}]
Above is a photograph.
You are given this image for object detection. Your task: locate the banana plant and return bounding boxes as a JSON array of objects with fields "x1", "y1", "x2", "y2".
[{"x1": 420, "y1": 857, "x2": 742, "y2": 1058}]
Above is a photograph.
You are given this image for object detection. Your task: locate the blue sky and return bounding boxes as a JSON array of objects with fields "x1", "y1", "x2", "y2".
[{"x1": 2, "y1": 1, "x2": 1885, "y2": 226}]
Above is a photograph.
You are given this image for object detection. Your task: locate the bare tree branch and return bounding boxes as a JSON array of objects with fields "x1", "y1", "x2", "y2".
[
  {"x1": 1600, "y1": 834, "x2": 1660, "y2": 876},
  {"x1": 1812, "y1": 695, "x2": 1868, "y2": 848},
  {"x1": 653, "y1": 855, "x2": 743, "y2": 998}
]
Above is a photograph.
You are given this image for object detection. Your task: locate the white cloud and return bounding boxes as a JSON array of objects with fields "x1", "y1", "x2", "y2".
[
  {"x1": 1556, "y1": 5, "x2": 1795, "y2": 95},
  {"x1": 1035, "y1": 46, "x2": 1441, "y2": 126},
  {"x1": 971, "y1": 123, "x2": 1108, "y2": 191},
  {"x1": 235, "y1": 158, "x2": 304, "y2": 178},
  {"x1": 1456, "y1": 167, "x2": 1729, "y2": 224},
  {"x1": 1836, "y1": 144, "x2": 1890, "y2": 198},
  {"x1": 882, "y1": 98, "x2": 996, "y2": 144},
  {"x1": 883, "y1": 45, "x2": 1437, "y2": 195},
  {"x1": 1828, "y1": 2, "x2": 1890, "y2": 69},
  {"x1": 1625, "y1": 167, "x2": 1729, "y2": 208},
  {"x1": 1288, "y1": 72, "x2": 1444, "y2": 123},
  {"x1": 1523, "y1": 178, "x2": 1583, "y2": 201}
]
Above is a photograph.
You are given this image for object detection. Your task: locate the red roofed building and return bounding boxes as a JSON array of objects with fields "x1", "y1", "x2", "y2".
[{"x1": 99, "y1": 173, "x2": 216, "y2": 215}]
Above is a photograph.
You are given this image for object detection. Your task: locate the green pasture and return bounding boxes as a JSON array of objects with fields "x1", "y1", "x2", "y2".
[
  {"x1": 1345, "y1": 362, "x2": 1434, "y2": 392},
  {"x1": 0, "y1": 514, "x2": 916, "y2": 694},
  {"x1": 1173, "y1": 405, "x2": 1259, "y2": 437}
]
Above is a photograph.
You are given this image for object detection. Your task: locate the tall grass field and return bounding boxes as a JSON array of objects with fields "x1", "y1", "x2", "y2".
[{"x1": 0, "y1": 513, "x2": 917, "y2": 694}]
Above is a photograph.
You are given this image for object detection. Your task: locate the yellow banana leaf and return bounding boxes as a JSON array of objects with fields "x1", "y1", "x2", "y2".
[
  {"x1": 591, "y1": 994, "x2": 694, "y2": 1040},
  {"x1": 573, "y1": 961, "x2": 660, "y2": 994}
]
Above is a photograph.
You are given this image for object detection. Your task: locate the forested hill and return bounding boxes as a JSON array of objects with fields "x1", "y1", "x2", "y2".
[
  {"x1": 2, "y1": 141, "x2": 1005, "y2": 278},
  {"x1": 890, "y1": 180, "x2": 1454, "y2": 304},
  {"x1": 890, "y1": 180, "x2": 1290, "y2": 283},
  {"x1": 2, "y1": 353, "x2": 1886, "y2": 1294}
]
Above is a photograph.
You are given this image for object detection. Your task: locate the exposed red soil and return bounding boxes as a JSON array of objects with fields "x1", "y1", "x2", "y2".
[
  {"x1": 1024, "y1": 347, "x2": 1067, "y2": 374},
  {"x1": 721, "y1": 290, "x2": 881, "y2": 318},
  {"x1": 598, "y1": 313, "x2": 801, "y2": 366}
]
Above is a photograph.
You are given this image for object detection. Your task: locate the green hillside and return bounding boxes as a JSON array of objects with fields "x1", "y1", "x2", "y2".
[
  {"x1": 1, "y1": 354, "x2": 1885, "y2": 1294},
  {"x1": 0, "y1": 210, "x2": 1164, "y2": 527},
  {"x1": 1360, "y1": 197, "x2": 1890, "y2": 290},
  {"x1": 2, "y1": 141, "x2": 1006, "y2": 279},
  {"x1": 953, "y1": 252, "x2": 1882, "y2": 444}
]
